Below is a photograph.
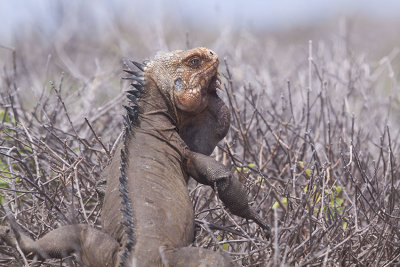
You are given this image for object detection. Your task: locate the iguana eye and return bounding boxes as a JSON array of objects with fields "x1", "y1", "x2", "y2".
[{"x1": 187, "y1": 56, "x2": 201, "y2": 68}]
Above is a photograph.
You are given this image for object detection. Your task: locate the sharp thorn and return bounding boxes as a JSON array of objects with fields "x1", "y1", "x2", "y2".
[
  {"x1": 131, "y1": 60, "x2": 145, "y2": 71},
  {"x1": 131, "y1": 83, "x2": 144, "y2": 91},
  {"x1": 122, "y1": 221, "x2": 132, "y2": 228},
  {"x1": 123, "y1": 105, "x2": 136, "y2": 115},
  {"x1": 126, "y1": 94, "x2": 136, "y2": 102},
  {"x1": 128, "y1": 114, "x2": 136, "y2": 123},
  {"x1": 131, "y1": 76, "x2": 144, "y2": 85},
  {"x1": 127, "y1": 95, "x2": 138, "y2": 105},
  {"x1": 123, "y1": 69, "x2": 143, "y2": 76},
  {"x1": 122, "y1": 76, "x2": 145, "y2": 85},
  {"x1": 123, "y1": 213, "x2": 133, "y2": 220},
  {"x1": 123, "y1": 115, "x2": 131, "y2": 126},
  {"x1": 127, "y1": 89, "x2": 140, "y2": 97},
  {"x1": 126, "y1": 243, "x2": 133, "y2": 250},
  {"x1": 128, "y1": 115, "x2": 136, "y2": 123}
]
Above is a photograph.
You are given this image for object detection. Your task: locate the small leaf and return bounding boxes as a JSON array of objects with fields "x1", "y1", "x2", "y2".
[
  {"x1": 0, "y1": 180, "x2": 9, "y2": 188},
  {"x1": 343, "y1": 221, "x2": 348, "y2": 230},
  {"x1": 335, "y1": 186, "x2": 342, "y2": 194},
  {"x1": 315, "y1": 193, "x2": 321, "y2": 203},
  {"x1": 298, "y1": 161, "x2": 304, "y2": 169},
  {"x1": 272, "y1": 197, "x2": 287, "y2": 210}
]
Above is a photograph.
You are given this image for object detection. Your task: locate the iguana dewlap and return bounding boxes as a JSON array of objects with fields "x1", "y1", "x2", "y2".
[{"x1": 0, "y1": 48, "x2": 270, "y2": 267}]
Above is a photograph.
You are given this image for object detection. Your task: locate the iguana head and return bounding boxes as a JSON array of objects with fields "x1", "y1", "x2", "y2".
[
  {"x1": 124, "y1": 47, "x2": 229, "y2": 156},
  {"x1": 145, "y1": 47, "x2": 220, "y2": 114}
]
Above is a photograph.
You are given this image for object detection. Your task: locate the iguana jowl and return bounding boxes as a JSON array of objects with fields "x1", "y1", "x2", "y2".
[{"x1": 0, "y1": 48, "x2": 271, "y2": 266}]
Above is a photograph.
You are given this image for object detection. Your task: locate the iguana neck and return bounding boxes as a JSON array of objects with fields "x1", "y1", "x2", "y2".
[
  {"x1": 138, "y1": 78, "x2": 179, "y2": 134},
  {"x1": 18, "y1": 234, "x2": 37, "y2": 254}
]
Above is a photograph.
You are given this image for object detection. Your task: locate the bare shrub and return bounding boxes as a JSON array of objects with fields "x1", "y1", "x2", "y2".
[{"x1": 1, "y1": 10, "x2": 400, "y2": 266}]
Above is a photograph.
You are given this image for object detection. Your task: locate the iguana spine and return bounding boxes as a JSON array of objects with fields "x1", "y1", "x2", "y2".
[{"x1": 118, "y1": 61, "x2": 146, "y2": 266}]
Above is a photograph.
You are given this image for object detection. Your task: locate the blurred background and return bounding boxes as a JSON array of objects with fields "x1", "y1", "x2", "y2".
[
  {"x1": 1, "y1": 0, "x2": 399, "y2": 116},
  {"x1": 1, "y1": 0, "x2": 399, "y2": 60},
  {"x1": 1, "y1": 0, "x2": 400, "y2": 53}
]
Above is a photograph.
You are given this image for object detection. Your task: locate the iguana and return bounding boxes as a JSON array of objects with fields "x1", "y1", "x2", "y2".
[{"x1": 0, "y1": 47, "x2": 271, "y2": 266}]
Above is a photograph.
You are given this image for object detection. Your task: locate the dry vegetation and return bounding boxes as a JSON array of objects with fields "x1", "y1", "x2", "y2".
[{"x1": 1, "y1": 5, "x2": 400, "y2": 266}]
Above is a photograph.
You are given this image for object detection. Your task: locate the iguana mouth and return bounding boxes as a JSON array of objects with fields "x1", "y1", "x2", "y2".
[
  {"x1": 175, "y1": 73, "x2": 220, "y2": 113},
  {"x1": 204, "y1": 73, "x2": 221, "y2": 95}
]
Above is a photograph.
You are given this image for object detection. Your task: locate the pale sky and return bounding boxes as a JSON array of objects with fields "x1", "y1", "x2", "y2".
[{"x1": 0, "y1": 0, "x2": 399, "y2": 43}]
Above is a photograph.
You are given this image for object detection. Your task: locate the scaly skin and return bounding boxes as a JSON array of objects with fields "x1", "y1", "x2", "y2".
[
  {"x1": 0, "y1": 218, "x2": 118, "y2": 266},
  {"x1": 0, "y1": 48, "x2": 270, "y2": 266}
]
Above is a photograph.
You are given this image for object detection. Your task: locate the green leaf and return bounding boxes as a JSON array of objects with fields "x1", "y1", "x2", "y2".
[
  {"x1": 0, "y1": 179, "x2": 9, "y2": 188},
  {"x1": 216, "y1": 235, "x2": 229, "y2": 251},
  {"x1": 335, "y1": 186, "x2": 342, "y2": 194},
  {"x1": 272, "y1": 201, "x2": 280, "y2": 209},
  {"x1": 343, "y1": 220, "x2": 348, "y2": 230},
  {"x1": 298, "y1": 161, "x2": 304, "y2": 169},
  {"x1": 315, "y1": 193, "x2": 321, "y2": 204},
  {"x1": 272, "y1": 197, "x2": 287, "y2": 210},
  {"x1": 0, "y1": 109, "x2": 16, "y2": 124}
]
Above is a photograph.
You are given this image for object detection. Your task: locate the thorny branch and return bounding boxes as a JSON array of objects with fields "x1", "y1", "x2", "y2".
[{"x1": 1, "y1": 36, "x2": 400, "y2": 266}]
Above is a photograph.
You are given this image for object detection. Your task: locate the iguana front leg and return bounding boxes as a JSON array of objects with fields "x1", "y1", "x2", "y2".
[{"x1": 184, "y1": 150, "x2": 271, "y2": 239}]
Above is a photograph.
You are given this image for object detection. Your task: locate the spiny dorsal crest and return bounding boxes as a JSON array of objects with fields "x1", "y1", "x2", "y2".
[
  {"x1": 118, "y1": 59, "x2": 147, "y2": 267},
  {"x1": 122, "y1": 60, "x2": 147, "y2": 129}
]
